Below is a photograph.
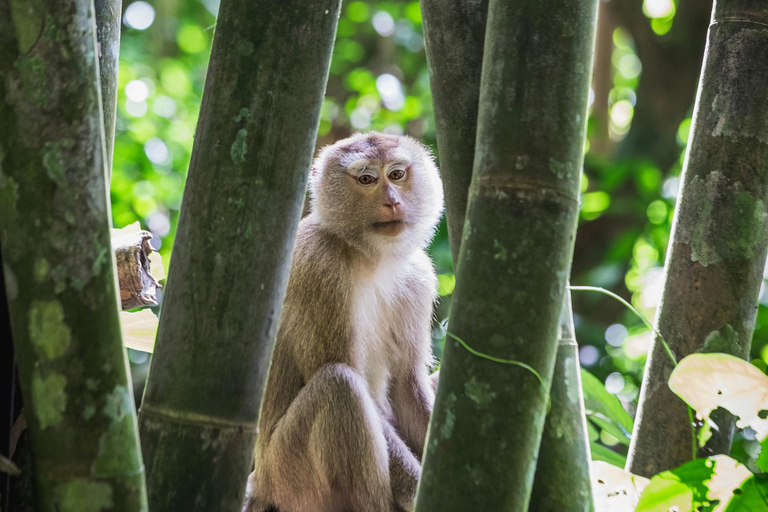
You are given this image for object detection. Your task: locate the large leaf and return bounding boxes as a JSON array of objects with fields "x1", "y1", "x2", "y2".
[
  {"x1": 723, "y1": 473, "x2": 768, "y2": 512},
  {"x1": 581, "y1": 369, "x2": 634, "y2": 443},
  {"x1": 757, "y1": 435, "x2": 768, "y2": 473},
  {"x1": 591, "y1": 460, "x2": 649, "y2": 512},
  {"x1": 635, "y1": 456, "x2": 751, "y2": 512},
  {"x1": 120, "y1": 309, "x2": 158, "y2": 353},
  {"x1": 590, "y1": 441, "x2": 627, "y2": 468},
  {"x1": 669, "y1": 353, "x2": 768, "y2": 438}
]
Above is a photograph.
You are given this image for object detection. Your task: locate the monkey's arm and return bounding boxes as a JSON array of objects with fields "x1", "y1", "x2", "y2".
[
  {"x1": 390, "y1": 369, "x2": 434, "y2": 459},
  {"x1": 390, "y1": 252, "x2": 438, "y2": 459}
]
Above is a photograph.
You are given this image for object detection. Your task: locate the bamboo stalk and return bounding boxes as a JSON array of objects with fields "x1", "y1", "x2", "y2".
[
  {"x1": 529, "y1": 291, "x2": 594, "y2": 510},
  {"x1": 628, "y1": 0, "x2": 768, "y2": 477},
  {"x1": 137, "y1": 2, "x2": 341, "y2": 510},
  {"x1": 420, "y1": 0, "x2": 489, "y2": 263},
  {"x1": 414, "y1": 0, "x2": 599, "y2": 509},
  {"x1": 0, "y1": 0, "x2": 148, "y2": 509},
  {"x1": 94, "y1": 0, "x2": 122, "y2": 176},
  {"x1": 421, "y1": 2, "x2": 596, "y2": 508}
]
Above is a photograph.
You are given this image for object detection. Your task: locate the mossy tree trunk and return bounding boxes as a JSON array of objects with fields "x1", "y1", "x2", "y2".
[
  {"x1": 0, "y1": 0, "x2": 148, "y2": 510},
  {"x1": 628, "y1": 0, "x2": 768, "y2": 477},
  {"x1": 94, "y1": 0, "x2": 122, "y2": 176},
  {"x1": 414, "y1": 0, "x2": 599, "y2": 510},
  {"x1": 421, "y1": 2, "x2": 594, "y2": 508},
  {"x1": 137, "y1": 2, "x2": 340, "y2": 510}
]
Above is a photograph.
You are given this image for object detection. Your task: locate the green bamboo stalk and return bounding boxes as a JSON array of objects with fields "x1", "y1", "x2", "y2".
[
  {"x1": 137, "y1": 2, "x2": 340, "y2": 510},
  {"x1": 628, "y1": 0, "x2": 768, "y2": 477},
  {"x1": 529, "y1": 291, "x2": 594, "y2": 510},
  {"x1": 0, "y1": 0, "x2": 147, "y2": 510},
  {"x1": 420, "y1": 0, "x2": 489, "y2": 263},
  {"x1": 414, "y1": 0, "x2": 599, "y2": 509},
  {"x1": 421, "y1": 1, "x2": 595, "y2": 507},
  {"x1": 94, "y1": 0, "x2": 122, "y2": 176}
]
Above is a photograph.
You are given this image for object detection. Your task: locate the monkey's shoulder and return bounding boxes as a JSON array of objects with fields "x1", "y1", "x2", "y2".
[{"x1": 290, "y1": 220, "x2": 355, "y2": 277}]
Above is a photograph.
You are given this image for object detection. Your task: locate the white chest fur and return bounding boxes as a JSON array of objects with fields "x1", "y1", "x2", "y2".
[{"x1": 351, "y1": 257, "x2": 409, "y2": 415}]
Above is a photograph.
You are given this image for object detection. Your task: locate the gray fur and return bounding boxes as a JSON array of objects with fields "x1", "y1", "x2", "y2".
[{"x1": 244, "y1": 133, "x2": 443, "y2": 512}]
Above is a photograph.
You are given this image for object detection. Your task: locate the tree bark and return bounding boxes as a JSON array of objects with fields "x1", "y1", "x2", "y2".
[
  {"x1": 420, "y1": 0, "x2": 489, "y2": 264},
  {"x1": 414, "y1": 0, "x2": 599, "y2": 510},
  {"x1": 0, "y1": 0, "x2": 148, "y2": 510},
  {"x1": 94, "y1": 0, "x2": 122, "y2": 176},
  {"x1": 136, "y1": 2, "x2": 340, "y2": 510},
  {"x1": 529, "y1": 290, "x2": 594, "y2": 511},
  {"x1": 628, "y1": 0, "x2": 768, "y2": 477}
]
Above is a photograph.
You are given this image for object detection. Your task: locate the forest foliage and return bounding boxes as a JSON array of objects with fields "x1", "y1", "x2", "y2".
[{"x1": 42, "y1": 0, "x2": 768, "y2": 509}]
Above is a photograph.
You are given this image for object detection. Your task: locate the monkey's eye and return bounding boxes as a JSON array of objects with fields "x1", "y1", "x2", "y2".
[
  {"x1": 357, "y1": 174, "x2": 377, "y2": 185},
  {"x1": 388, "y1": 169, "x2": 406, "y2": 181}
]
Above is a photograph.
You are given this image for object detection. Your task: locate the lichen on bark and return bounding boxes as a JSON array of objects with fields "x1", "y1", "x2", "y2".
[
  {"x1": 0, "y1": 0, "x2": 147, "y2": 509},
  {"x1": 628, "y1": 1, "x2": 768, "y2": 477}
]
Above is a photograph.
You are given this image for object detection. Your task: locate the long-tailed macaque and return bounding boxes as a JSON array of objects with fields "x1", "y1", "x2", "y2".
[{"x1": 243, "y1": 132, "x2": 444, "y2": 512}]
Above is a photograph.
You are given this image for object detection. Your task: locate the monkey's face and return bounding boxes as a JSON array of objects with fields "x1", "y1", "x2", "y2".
[{"x1": 310, "y1": 132, "x2": 444, "y2": 253}]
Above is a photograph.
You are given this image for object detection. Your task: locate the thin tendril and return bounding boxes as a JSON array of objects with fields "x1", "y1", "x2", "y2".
[
  {"x1": 569, "y1": 285, "x2": 699, "y2": 460},
  {"x1": 446, "y1": 331, "x2": 547, "y2": 393},
  {"x1": 569, "y1": 286, "x2": 677, "y2": 366}
]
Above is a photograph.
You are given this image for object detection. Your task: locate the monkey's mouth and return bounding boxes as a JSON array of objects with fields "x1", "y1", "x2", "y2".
[{"x1": 372, "y1": 219, "x2": 406, "y2": 236}]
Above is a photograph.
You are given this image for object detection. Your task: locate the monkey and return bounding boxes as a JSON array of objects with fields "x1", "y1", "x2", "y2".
[{"x1": 243, "y1": 132, "x2": 444, "y2": 512}]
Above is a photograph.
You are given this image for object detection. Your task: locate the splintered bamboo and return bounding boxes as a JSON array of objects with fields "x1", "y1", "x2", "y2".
[
  {"x1": 0, "y1": 0, "x2": 148, "y2": 510},
  {"x1": 628, "y1": 0, "x2": 768, "y2": 477},
  {"x1": 414, "y1": 0, "x2": 599, "y2": 510},
  {"x1": 137, "y1": 1, "x2": 341, "y2": 510}
]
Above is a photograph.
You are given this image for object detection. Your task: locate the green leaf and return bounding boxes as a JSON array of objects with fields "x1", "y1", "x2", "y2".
[
  {"x1": 669, "y1": 353, "x2": 768, "y2": 438},
  {"x1": 590, "y1": 441, "x2": 627, "y2": 468},
  {"x1": 757, "y1": 436, "x2": 768, "y2": 473},
  {"x1": 581, "y1": 369, "x2": 634, "y2": 441},
  {"x1": 723, "y1": 473, "x2": 768, "y2": 511},
  {"x1": 588, "y1": 414, "x2": 632, "y2": 447},
  {"x1": 635, "y1": 456, "x2": 751, "y2": 512}
]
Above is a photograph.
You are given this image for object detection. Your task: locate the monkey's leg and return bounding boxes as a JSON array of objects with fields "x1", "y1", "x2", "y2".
[{"x1": 265, "y1": 364, "x2": 396, "y2": 512}]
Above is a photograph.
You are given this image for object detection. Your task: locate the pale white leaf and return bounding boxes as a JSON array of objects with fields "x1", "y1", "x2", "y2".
[
  {"x1": 591, "y1": 460, "x2": 649, "y2": 512},
  {"x1": 121, "y1": 309, "x2": 158, "y2": 353},
  {"x1": 669, "y1": 353, "x2": 768, "y2": 438}
]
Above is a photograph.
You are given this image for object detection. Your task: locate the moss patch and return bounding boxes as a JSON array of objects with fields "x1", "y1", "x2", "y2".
[
  {"x1": 91, "y1": 415, "x2": 142, "y2": 477},
  {"x1": 29, "y1": 299, "x2": 71, "y2": 360},
  {"x1": 230, "y1": 129, "x2": 248, "y2": 165},
  {"x1": 700, "y1": 325, "x2": 741, "y2": 356},
  {"x1": 32, "y1": 369, "x2": 67, "y2": 429},
  {"x1": 91, "y1": 386, "x2": 141, "y2": 477},
  {"x1": 440, "y1": 392, "x2": 457, "y2": 440},
  {"x1": 464, "y1": 377, "x2": 496, "y2": 405},
  {"x1": 55, "y1": 478, "x2": 113, "y2": 512},
  {"x1": 680, "y1": 172, "x2": 768, "y2": 266}
]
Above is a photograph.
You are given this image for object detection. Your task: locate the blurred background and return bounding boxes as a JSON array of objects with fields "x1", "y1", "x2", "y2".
[{"x1": 112, "y1": 0, "x2": 767, "y2": 466}]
